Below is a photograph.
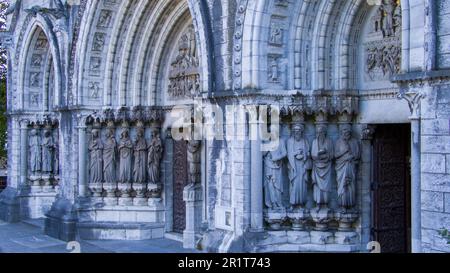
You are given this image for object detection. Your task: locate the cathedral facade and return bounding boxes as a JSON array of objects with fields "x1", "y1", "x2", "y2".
[{"x1": 0, "y1": 0, "x2": 449, "y2": 253}]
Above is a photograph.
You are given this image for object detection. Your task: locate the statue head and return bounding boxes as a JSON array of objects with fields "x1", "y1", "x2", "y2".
[
  {"x1": 106, "y1": 129, "x2": 114, "y2": 138},
  {"x1": 317, "y1": 124, "x2": 327, "y2": 139},
  {"x1": 30, "y1": 129, "x2": 38, "y2": 136},
  {"x1": 121, "y1": 129, "x2": 129, "y2": 139},
  {"x1": 292, "y1": 123, "x2": 305, "y2": 141},
  {"x1": 340, "y1": 124, "x2": 352, "y2": 141},
  {"x1": 151, "y1": 130, "x2": 159, "y2": 139},
  {"x1": 92, "y1": 129, "x2": 100, "y2": 139},
  {"x1": 44, "y1": 130, "x2": 52, "y2": 138},
  {"x1": 137, "y1": 127, "x2": 145, "y2": 138}
]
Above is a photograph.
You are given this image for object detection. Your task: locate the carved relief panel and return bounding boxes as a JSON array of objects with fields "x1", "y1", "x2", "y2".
[
  {"x1": 364, "y1": 0, "x2": 401, "y2": 82},
  {"x1": 167, "y1": 25, "x2": 201, "y2": 99}
]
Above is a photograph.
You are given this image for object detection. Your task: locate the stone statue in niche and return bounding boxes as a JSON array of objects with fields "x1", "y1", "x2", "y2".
[
  {"x1": 41, "y1": 129, "x2": 55, "y2": 174},
  {"x1": 335, "y1": 124, "x2": 360, "y2": 211},
  {"x1": 103, "y1": 129, "x2": 117, "y2": 183},
  {"x1": 54, "y1": 133, "x2": 59, "y2": 175},
  {"x1": 29, "y1": 129, "x2": 42, "y2": 174},
  {"x1": 287, "y1": 123, "x2": 312, "y2": 208},
  {"x1": 269, "y1": 22, "x2": 283, "y2": 45},
  {"x1": 187, "y1": 140, "x2": 201, "y2": 184},
  {"x1": 147, "y1": 130, "x2": 163, "y2": 184},
  {"x1": 133, "y1": 127, "x2": 147, "y2": 183},
  {"x1": 89, "y1": 129, "x2": 104, "y2": 184},
  {"x1": 97, "y1": 10, "x2": 112, "y2": 28},
  {"x1": 379, "y1": 0, "x2": 396, "y2": 38},
  {"x1": 118, "y1": 129, "x2": 133, "y2": 183},
  {"x1": 92, "y1": 33, "x2": 106, "y2": 52},
  {"x1": 268, "y1": 57, "x2": 279, "y2": 83},
  {"x1": 311, "y1": 124, "x2": 334, "y2": 209},
  {"x1": 263, "y1": 140, "x2": 287, "y2": 209}
]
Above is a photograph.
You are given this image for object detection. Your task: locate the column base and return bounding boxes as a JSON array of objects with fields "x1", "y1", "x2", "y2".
[
  {"x1": 0, "y1": 187, "x2": 21, "y2": 222},
  {"x1": 44, "y1": 197, "x2": 78, "y2": 242}
]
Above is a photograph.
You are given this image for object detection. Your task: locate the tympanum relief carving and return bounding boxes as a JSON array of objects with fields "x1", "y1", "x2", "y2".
[
  {"x1": 168, "y1": 25, "x2": 201, "y2": 99},
  {"x1": 365, "y1": 0, "x2": 401, "y2": 81}
]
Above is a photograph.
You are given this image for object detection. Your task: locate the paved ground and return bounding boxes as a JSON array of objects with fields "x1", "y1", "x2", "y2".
[{"x1": 0, "y1": 220, "x2": 198, "y2": 253}]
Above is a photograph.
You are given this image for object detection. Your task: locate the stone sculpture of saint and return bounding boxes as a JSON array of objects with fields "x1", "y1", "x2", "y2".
[
  {"x1": 89, "y1": 129, "x2": 104, "y2": 184},
  {"x1": 311, "y1": 125, "x2": 334, "y2": 208},
  {"x1": 380, "y1": 0, "x2": 394, "y2": 37},
  {"x1": 187, "y1": 140, "x2": 201, "y2": 184},
  {"x1": 287, "y1": 124, "x2": 312, "y2": 208},
  {"x1": 148, "y1": 131, "x2": 163, "y2": 184},
  {"x1": 118, "y1": 129, "x2": 133, "y2": 183},
  {"x1": 133, "y1": 127, "x2": 147, "y2": 183},
  {"x1": 103, "y1": 129, "x2": 117, "y2": 183},
  {"x1": 41, "y1": 130, "x2": 55, "y2": 173},
  {"x1": 335, "y1": 125, "x2": 361, "y2": 210},
  {"x1": 29, "y1": 129, "x2": 42, "y2": 173},
  {"x1": 263, "y1": 140, "x2": 287, "y2": 209}
]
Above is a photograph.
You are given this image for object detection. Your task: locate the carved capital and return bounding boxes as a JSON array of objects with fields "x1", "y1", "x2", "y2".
[
  {"x1": 20, "y1": 119, "x2": 30, "y2": 129},
  {"x1": 361, "y1": 125, "x2": 376, "y2": 141},
  {"x1": 397, "y1": 90, "x2": 426, "y2": 120}
]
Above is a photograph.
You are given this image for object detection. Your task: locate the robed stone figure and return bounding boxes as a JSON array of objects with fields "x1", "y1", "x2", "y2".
[
  {"x1": 41, "y1": 130, "x2": 55, "y2": 173},
  {"x1": 118, "y1": 129, "x2": 133, "y2": 183},
  {"x1": 287, "y1": 124, "x2": 311, "y2": 207},
  {"x1": 335, "y1": 125, "x2": 360, "y2": 210},
  {"x1": 133, "y1": 128, "x2": 147, "y2": 183},
  {"x1": 263, "y1": 140, "x2": 287, "y2": 209},
  {"x1": 89, "y1": 129, "x2": 104, "y2": 184},
  {"x1": 29, "y1": 129, "x2": 42, "y2": 173},
  {"x1": 148, "y1": 131, "x2": 163, "y2": 184},
  {"x1": 187, "y1": 140, "x2": 201, "y2": 184},
  {"x1": 103, "y1": 129, "x2": 117, "y2": 183},
  {"x1": 311, "y1": 125, "x2": 334, "y2": 207}
]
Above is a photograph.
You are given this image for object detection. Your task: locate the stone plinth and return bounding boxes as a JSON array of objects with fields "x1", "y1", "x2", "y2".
[
  {"x1": 77, "y1": 222, "x2": 165, "y2": 240},
  {"x1": 310, "y1": 230, "x2": 334, "y2": 245},
  {"x1": 288, "y1": 208, "x2": 310, "y2": 231},
  {"x1": 311, "y1": 207, "x2": 334, "y2": 231},
  {"x1": 265, "y1": 210, "x2": 287, "y2": 231},
  {"x1": 183, "y1": 183, "x2": 203, "y2": 249},
  {"x1": 19, "y1": 190, "x2": 57, "y2": 219},
  {"x1": 77, "y1": 201, "x2": 165, "y2": 240}
]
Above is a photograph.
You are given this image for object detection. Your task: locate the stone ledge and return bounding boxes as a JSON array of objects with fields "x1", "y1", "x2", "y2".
[
  {"x1": 391, "y1": 70, "x2": 450, "y2": 83},
  {"x1": 77, "y1": 221, "x2": 165, "y2": 240},
  {"x1": 258, "y1": 243, "x2": 360, "y2": 253}
]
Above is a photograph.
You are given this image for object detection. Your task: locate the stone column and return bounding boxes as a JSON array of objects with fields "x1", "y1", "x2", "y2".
[
  {"x1": 250, "y1": 111, "x2": 264, "y2": 232},
  {"x1": 410, "y1": 116, "x2": 421, "y2": 253},
  {"x1": 77, "y1": 119, "x2": 88, "y2": 198},
  {"x1": 20, "y1": 120, "x2": 29, "y2": 187},
  {"x1": 183, "y1": 183, "x2": 203, "y2": 249},
  {"x1": 399, "y1": 89, "x2": 425, "y2": 253}
]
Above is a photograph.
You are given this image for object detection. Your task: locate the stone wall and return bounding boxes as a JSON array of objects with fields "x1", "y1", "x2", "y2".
[{"x1": 420, "y1": 83, "x2": 450, "y2": 253}]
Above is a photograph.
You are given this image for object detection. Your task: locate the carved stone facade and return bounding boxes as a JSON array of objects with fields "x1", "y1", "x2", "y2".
[{"x1": 1, "y1": 0, "x2": 449, "y2": 253}]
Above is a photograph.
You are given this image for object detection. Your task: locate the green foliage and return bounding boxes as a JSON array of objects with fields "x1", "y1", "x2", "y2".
[{"x1": 439, "y1": 228, "x2": 450, "y2": 244}]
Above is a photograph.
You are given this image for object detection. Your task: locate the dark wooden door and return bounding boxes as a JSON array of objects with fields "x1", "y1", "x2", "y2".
[
  {"x1": 173, "y1": 140, "x2": 188, "y2": 233},
  {"x1": 372, "y1": 124, "x2": 411, "y2": 253}
]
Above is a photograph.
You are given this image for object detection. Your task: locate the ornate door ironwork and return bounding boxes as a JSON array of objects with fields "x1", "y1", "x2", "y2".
[
  {"x1": 173, "y1": 140, "x2": 188, "y2": 233},
  {"x1": 372, "y1": 124, "x2": 411, "y2": 253}
]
